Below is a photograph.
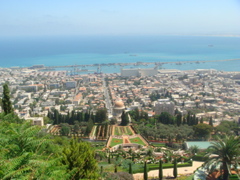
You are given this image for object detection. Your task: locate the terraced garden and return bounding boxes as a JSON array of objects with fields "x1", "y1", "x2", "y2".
[
  {"x1": 129, "y1": 137, "x2": 146, "y2": 146},
  {"x1": 114, "y1": 126, "x2": 133, "y2": 136},
  {"x1": 109, "y1": 138, "x2": 123, "y2": 147}
]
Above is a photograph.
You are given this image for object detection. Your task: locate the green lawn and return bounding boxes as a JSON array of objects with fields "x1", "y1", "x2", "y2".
[
  {"x1": 125, "y1": 126, "x2": 133, "y2": 135},
  {"x1": 129, "y1": 137, "x2": 146, "y2": 146},
  {"x1": 98, "y1": 162, "x2": 124, "y2": 172},
  {"x1": 114, "y1": 127, "x2": 120, "y2": 136},
  {"x1": 109, "y1": 138, "x2": 123, "y2": 147},
  {"x1": 114, "y1": 126, "x2": 133, "y2": 136},
  {"x1": 151, "y1": 142, "x2": 166, "y2": 147}
]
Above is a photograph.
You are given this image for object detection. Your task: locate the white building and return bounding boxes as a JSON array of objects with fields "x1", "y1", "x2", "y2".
[
  {"x1": 27, "y1": 117, "x2": 44, "y2": 126},
  {"x1": 155, "y1": 99, "x2": 175, "y2": 115},
  {"x1": 121, "y1": 68, "x2": 158, "y2": 77},
  {"x1": 112, "y1": 100, "x2": 125, "y2": 124}
]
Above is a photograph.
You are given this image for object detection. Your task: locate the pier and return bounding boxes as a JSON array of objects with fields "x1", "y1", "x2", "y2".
[{"x1": 28, "y1": 58, "x2": 240, "y2": 72}]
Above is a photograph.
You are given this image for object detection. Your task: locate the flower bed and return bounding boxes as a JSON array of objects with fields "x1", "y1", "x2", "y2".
[
  {"x1": 110, "y1": 138, "x2": 123, "y2": 147},
  {"x1": 129, "y1": 137, "x2": 146, "y2": 146}
]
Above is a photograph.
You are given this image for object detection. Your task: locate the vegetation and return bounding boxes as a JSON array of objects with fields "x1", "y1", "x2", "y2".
[
  {"x1": 143, "y1": 161, "x2": 148, "y2": 180},
  {"x1": 0, "y1": 119, "x2": 99, "y2": 179},
  {"x1": 159, "y1": 160, "x2": 163, "y2": 180},
  {"x1": 205, "y1": 136, "x2": 240, "y2": 180},
  {"x1": 2, "y1": 83, "x2": 13, "y2": 114},
  {"x1": 110, "y1": 138, "x2": 123, "y2": 147},
  {"x1": 121, "y1": 111, "x2": 129, "y2": 126},
  {"x1": 193, "y1": 123, "x2": 212, "y2": 140},
  {"x1": 129, "y1": 137, "x2": 146, "y2": 146},
  {"x1": 62, "y1": 139, "x2": 99, "y2": 179},
  {"x1": 173, "y1": 158, "x2": 177, "y2": 178}
]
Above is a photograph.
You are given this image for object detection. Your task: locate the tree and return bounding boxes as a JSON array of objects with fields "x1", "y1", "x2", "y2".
[
  {"x1": 129, "y1": 163, "x2": 133, "y2": 174},
  {"x1": 215, "y1": 121, "x2": 238, "y2": 135},
  {"x1": 176, "y1": 113, "x2": 182, "y2": 126},
  {"x1": 95, "y1": 108, "x2": 107, "y2": 123},
  {"x1": 158, "y1": 112, "x2": 174, "y2": 125},
  {"x1": 144, "y1": 161, "x2": 148, "y2": 180},
  {"x1": 60, "y1": 124, "x2": 71, "y2": 136},
  {"x1": 205, "y1": 136, "x2": 240, "y2": 180},
  {"x1": 2, "y1": 83, "x2": 13, "y2": 114},
  {"x1": 73, "y1": 123, "x2": 80, "y2": 135},
  {"x1": 188, "y1": 145, "x2": 199, "y2": 155},
  {"x1": 0, "y1": 121, "x2": 71, "y2": 179},
  {"x1": 209, "y1": 116, "x2": 213, "y2": 127},
  {"x1": 61, "y1": 139, "x2": 99, "y2": 180},
  {"x1": 108, "y1": 153, "x2": 111, "y2": 164},
  {"x1": 85, "y1": 118, "x2": 94, "y2": 136},
  {"x1": 158, "y1": 160, "x2": 163, "y2": 180},
  {"x1": 193, "y1": 123, "x2": 212, "y2": 140},
  {"x1": 173, "y1": 158, "x2": 177, "y2": 178},
  {"x1": 121, "y1": 111, "x2": 129, "y2": 126}
]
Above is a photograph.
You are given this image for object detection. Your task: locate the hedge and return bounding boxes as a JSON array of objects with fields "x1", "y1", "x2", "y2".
[{"x1": 192, "y1": 154, "x2": 208, "y2": 161}]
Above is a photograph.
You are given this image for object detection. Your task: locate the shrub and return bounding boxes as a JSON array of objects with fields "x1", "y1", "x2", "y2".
[
  {"x1": 192, "y1": 154, "x2": 208, "y2": 161},
  {"x1": 106, "y1": 172, "x2": 134, "y2": 180}
]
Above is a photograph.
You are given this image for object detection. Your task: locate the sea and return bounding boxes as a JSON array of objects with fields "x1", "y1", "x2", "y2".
[{"x1": 0, "y1": 35, "x2": 240, "y2": 73}]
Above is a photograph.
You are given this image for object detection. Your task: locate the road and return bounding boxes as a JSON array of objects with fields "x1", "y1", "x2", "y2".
[{"x1": 102, "y1": 75, "x2": 113, "y2": 117}]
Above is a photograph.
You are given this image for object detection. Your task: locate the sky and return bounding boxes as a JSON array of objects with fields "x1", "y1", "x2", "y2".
[{"x1": 0, "y1": 0, "x2": 240, "y2": 37}]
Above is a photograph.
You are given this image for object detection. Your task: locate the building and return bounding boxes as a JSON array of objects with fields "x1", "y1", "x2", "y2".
[
  {"x1": 112, "y1": 99, "x2": 125, "y2": 124},
  {"x1": 26, "y1": 117, "x2": 44, "y2": 126},
  {"x1": 154, "y1": 99, "x2": 175, "y2": 115},
  {"x1": 73, "y1": 93, "x2": 82, "y2": 106},
  {"x1": 49, "y1": 83, "x2": 60, "y2": 89},
  {"x1": 121, "y1": 68, "x2": 158, "y2": 77},
  {"x1": 65, "y1": 81, "x2": 77, "y2": 89}
]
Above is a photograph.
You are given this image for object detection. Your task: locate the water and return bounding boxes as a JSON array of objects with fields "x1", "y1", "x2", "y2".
[
  {"x1": 0, "y1": 35, "x2": 240, "y2": 72},
  {"x1": 185, "y1": 141, "x2": 212, "y2": 149}
]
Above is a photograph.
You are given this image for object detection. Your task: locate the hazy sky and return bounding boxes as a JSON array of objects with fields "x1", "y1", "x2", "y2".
[{"x1": 1, "y1": 0, "x2": 240, "y2": 37}]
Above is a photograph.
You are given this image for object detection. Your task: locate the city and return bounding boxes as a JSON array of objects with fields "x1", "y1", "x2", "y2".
[{"x1": 0, "y1": 65, "x2": 240, "y2": 179}]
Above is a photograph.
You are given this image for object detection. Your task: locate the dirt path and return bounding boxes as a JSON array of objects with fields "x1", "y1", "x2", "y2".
[{"x1": 106, "y1": 136, "x2": 112, "y2": 148}]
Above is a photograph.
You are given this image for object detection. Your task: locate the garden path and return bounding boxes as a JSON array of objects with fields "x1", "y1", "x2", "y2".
[
  {"x1": 123, "y1": 136, "x2": 130, "y2": 144},
  {"x1": 133, "y1": 161, "x2": 204, "y2": 180}
]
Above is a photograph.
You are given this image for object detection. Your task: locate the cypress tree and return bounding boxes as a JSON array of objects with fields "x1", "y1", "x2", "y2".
[
  {"x1": 200, "y1": 117, "x2": 204, "y2": 123},
  {"x1": 173, "y1": 158, "x2": 177, "y2": 178},
  {"x1": 114, "y1": 165, "x2": 117, "y2": 173},
  {"x1": 209, "y1": 116, "x2": 213, "y2": 126},
  {"x1": 132, "y1": 153, "x2": 135, "y2": 161},
  {"x1": 187, "y1": 112, "x2": 191, "y2": 125},
  {"x1": 129, "y1": 163, "x2": 133, "y2": 174},
  {"x1": 108, "y1": 153, "x2": 111, "y2": 164},
  {"x1": 121, "y1": 111, "x2": 129, "y2": 126},
  {"x1": 2, "y1": 83, "x2": 13, "y2": 114},
  {"x1": 176, "y1": 114, "x2": 182, "y2": 126},
  {"x1": 144, "y1": 161, "x2": 148, "y2": 180},
  {"x1": 158, "y1": 160, "x2": 163, "y2": 180},
  {"x1": 53, "y1": 109, "x2": 59, "y2": 124}
]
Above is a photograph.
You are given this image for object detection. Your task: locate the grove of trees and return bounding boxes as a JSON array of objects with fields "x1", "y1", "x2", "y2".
[{"x1": 0, "y1": 116, "x2": 99, "y2": 179}]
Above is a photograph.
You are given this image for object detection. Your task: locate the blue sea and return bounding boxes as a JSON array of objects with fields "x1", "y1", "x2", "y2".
[{"x1": 0, "y1": 35, "x2": 240, "y2": 73}]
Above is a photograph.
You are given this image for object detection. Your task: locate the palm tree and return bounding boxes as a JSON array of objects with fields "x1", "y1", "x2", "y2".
[
  {"x1": 205, "y1": 136, "x2": 240, "y2": 180},
  {"x1": 188, "y1": 145, "x2": 200, "y2": 155}
]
